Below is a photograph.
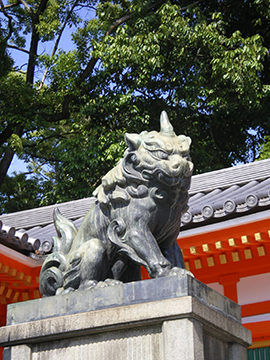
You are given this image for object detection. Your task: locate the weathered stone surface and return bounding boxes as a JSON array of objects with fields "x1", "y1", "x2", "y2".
[
  {"x1": 163, "y1": 318, "x2": 204, "y2": 360},
  {"x1": 0, "y1": 274, "x2": 251, "y2": 360},
  {"x1": 31, "y1": 325, "x2": 163, "y2": 360},
  {"x1": 3, "y1": 345, "x2": 32, "y2": 360},
  {"x1": 7, "y1": 274, "x2": 240, "y2": 325}
]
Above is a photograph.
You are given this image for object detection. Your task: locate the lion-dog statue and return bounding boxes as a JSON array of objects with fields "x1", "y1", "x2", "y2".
[{"x1": 39, "y1": 111, "x2": 193, "y2": 296}]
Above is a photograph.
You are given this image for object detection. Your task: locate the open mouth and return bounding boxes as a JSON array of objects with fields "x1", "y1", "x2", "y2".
[{"x1": 142, "y1": 168, "x2": 182, "y2": 186}]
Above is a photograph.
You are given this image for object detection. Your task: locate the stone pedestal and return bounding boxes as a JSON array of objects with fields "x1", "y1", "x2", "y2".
[{"x1": 0, "y1": 274, "x2": 251, "y2": 360}]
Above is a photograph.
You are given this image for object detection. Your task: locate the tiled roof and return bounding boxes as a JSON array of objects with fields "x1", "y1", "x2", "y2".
[
  {"x1": 182, "y1": 159, "x2": 270, "y2": 227},
  {"x1": 0, "y1": 197, "x2": 95, "y2": 258},
  {"x1": 1, "y1": 159, "x2": 270, "y2": 258},
  {"x1": 0, "y1": 221, "x2": 40, "y2": 254}
]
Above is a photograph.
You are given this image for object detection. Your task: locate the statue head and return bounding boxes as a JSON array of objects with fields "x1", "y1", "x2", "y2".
[{"x1": 124, "y1": 111, "x2": 193, "y2": 185}]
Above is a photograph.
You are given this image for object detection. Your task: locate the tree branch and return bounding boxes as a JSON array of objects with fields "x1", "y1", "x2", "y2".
[
  {"x1": 0, "y1": 124, "x2": 24, "y2": 189},
  {"x1": 42, "y1": 1, "x2": 166, "y2": 122},
  {"x1": 23, "y1": 131, "x2": 72, "y2": 148},
  {"x1": 38, "y1": 0, "x2": 81, "y2": 90},
  {"x1": 0, "y1": 123, "x2": 15, "y2": 148},
  {"x1": 76, "y1": 12, "x2": 135, "y2": 87},
  {"x1": 3, "y1": 2, "x2": 20, "y2": 9},
  {"x1": 77, "y1": 0, "x2": 166, "y2": 86},
  {"x1": 23, "y1": 150, "x2": 57, "y2": 162},
  {"x1": 106, "y1": 13, "x2": 131, "y2": 36},
  {"x1": 76, "y1": 4, "x2": 96, "y2": 11},
  {"x1": 6, "y1": 44, "x2": 30, "y2": 54},
  {"x1": 40, "y1": 94, "x2": 74, "y2": 122},
  {"x1": 0, "y1": 147, "x2": 14, "y2": 189},
  {"x1": 18, "y1": 0, "x2": 33, "y2": 15},
  {"x1": 36, "y1": 0, "x2": 49, "y2": 17},
  {"x1": 26, "y1": 0, "x2": 49, "y2": 85},
  {"x1": 0, "y1": 0, "x2": 14, "y2": 40}
]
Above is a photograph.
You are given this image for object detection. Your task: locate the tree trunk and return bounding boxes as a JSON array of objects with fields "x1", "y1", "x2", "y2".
[{"x1": 0, "y1": 147, "x2": 14, "y2": 189}]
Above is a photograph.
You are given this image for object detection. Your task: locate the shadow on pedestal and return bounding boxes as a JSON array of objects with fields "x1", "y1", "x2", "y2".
[{"x1": 0, "y1": 274, "x2": 251, "y2": 360}]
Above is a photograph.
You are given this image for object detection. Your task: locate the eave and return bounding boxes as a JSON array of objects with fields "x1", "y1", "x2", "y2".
[{"x1": 178, "y1": 209, "x2": 270, "y2": 283}]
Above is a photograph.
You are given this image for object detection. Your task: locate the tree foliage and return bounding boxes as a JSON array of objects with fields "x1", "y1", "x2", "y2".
[
  {"x1": 259, "y1": 136, "x2": 270, "y2": 160},
  {"x1": 0, "y1": 172, "x2": 53, "y2": 214},
  {"x1": 0, "y1": 0, "x2": 270, "y2": 213}
]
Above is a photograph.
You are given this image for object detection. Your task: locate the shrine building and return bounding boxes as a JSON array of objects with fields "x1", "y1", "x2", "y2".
[{"x1": 0, "y1": 158, "x2": 270, "y2": 359}]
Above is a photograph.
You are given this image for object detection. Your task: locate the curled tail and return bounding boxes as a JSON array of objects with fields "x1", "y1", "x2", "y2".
[
  {"x1": 52, "y1": 208, "x2": 78, "y2": 254},
  {"x1": 39, "y1": 208, "x2": 78, "y2": 296},
  {"x1": 39, "y1": 252, "x2": 66, "y2": 296}
]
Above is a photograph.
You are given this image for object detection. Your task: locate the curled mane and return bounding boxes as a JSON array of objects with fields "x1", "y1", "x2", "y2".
[
  {"x1": 93, "y1": 111, "x2": 193, "y2": 208},
  {"x1": 93, "y1": 159, "x2": 129, "y2": 206}
]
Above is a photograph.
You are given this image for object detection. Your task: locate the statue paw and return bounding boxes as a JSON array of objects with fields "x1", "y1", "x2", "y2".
[
  {"x1": 169, "y1": 267, "x2": 194, "y2": 278},
  {"x1": 95, "y1": 278, "x2": 123, "y2": 289},
  {"x1": 79, "y1": 280, "x2": 98, "y2": 291},
  {"x1": 56, "y1": 287, "x2": 75, "y2": 295}
]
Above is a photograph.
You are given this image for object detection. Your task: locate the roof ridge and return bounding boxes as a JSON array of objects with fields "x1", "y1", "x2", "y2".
[
  {"x1": 190, "y1": 159, "x2": 270, "y2": 194},
  {"x1": 1, "y1": 159, "x2": 270, "y2": 229}
]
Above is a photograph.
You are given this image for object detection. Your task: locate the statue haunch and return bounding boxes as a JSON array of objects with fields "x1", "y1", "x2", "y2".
[{"x1": 39, "y1": 111, "x2": 194, "y2": 296}]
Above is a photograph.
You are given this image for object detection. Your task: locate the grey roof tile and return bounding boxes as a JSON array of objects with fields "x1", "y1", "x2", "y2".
[
  {"x1": 1, "y1": 158, "x2": 270, "y2": 256},
  {"x1": 181, "y1": 163, "x2": 270, "y2": 226},
  {"x1": 189, "y1": 158, "x2": 270, "y2": 194},
  {"x1": 0, "y1": 197, "x2": 96, "y2": 230}
]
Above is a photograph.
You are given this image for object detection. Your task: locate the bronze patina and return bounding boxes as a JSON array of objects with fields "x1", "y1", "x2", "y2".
[{"x1": 39, "y1": 111, "x2": 193, "y2": 296}]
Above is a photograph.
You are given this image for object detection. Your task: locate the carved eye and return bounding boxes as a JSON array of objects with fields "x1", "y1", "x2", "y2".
[
  {"x1": 166, "y1": 143, "x2": 173, "y2": 152},
  {"x1": 130, "y1": 154, "x2": 137, "y2": 163},
  {"x1": 151, "y1": 150, "x2": 168, "y2": 160}
]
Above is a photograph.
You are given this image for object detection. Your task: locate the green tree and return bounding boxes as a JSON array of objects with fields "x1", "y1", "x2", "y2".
[
  {"x1": 258, "y1": 136, "x2": 270, "y2": 160},
  {"x1": 0, "y1": 0, "x2": 269, "y2": 213},
  {"x1": 0, "y1": 172, "x2": 53, "y2": 213},
  {"x1": 0, "y1": 24, "x2": 13, "y2": 77}
]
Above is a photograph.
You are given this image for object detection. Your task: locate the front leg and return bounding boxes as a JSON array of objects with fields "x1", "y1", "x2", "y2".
[
  {"x1": 160, "y1": 240, "x2": 185, "y2": 269},
  {"x1": 125, "y1": 226, "x2": 172, "y2": 278},
  {"x1": 108, "y1": 218, "x2": 172, "y2": 278},
  {"x1": 159, "y1": 246, "x2": 194, "y2": 278},
  {"x1": 159, "y1": 235, "x2": 194, "y2": 277}
]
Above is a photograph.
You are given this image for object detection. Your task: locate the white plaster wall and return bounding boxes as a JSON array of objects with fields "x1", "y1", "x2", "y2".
[
  {"x1": 242, "y1": 313, "x2": 270, "y2": 324},
  {"x1": 237, "y1": 273, "x2": 270, "y2": 306}
]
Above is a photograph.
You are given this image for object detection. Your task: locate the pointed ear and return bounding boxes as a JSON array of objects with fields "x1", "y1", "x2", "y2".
[
  {"x1": 178, "y1": 135, "x2": 192, "y2": 146},
  {"x1": 125, "y1": 133, "x2": 141, "y2": 150},
  {"x1": 178, "y1": 135, "x2": 192, "y2": 153},
  {"x1": 186, "y1": 136, "x2": 192, "y2": 147}
]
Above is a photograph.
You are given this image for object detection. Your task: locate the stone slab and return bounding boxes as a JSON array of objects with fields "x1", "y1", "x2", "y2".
[
  {"x1": 0, "y1": 274, "x2": 252, "y2": 360},
  {"x1": 6, "y1": 273, "x2": 240, "y2": 325},
  {"x1": 0, "y1": 296, "x2": 251, "y2": 347}
]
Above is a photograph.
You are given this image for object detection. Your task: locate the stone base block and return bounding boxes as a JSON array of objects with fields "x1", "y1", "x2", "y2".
[{"x1": 0, "y1": 274, "x2": 251, "y2": 360}]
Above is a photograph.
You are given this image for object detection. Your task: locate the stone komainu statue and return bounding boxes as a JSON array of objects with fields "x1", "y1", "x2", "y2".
[{"x1": 39, "y1": 111, "x2": 194, "y2": 296}]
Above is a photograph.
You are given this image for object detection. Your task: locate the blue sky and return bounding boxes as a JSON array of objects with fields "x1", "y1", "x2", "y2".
[
  {"x1": 8, "y1": 155, "x2": 29, "y2": 175},
  {"x1": 6, "y1": 6, "x2": 95, "y2": 175}
]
